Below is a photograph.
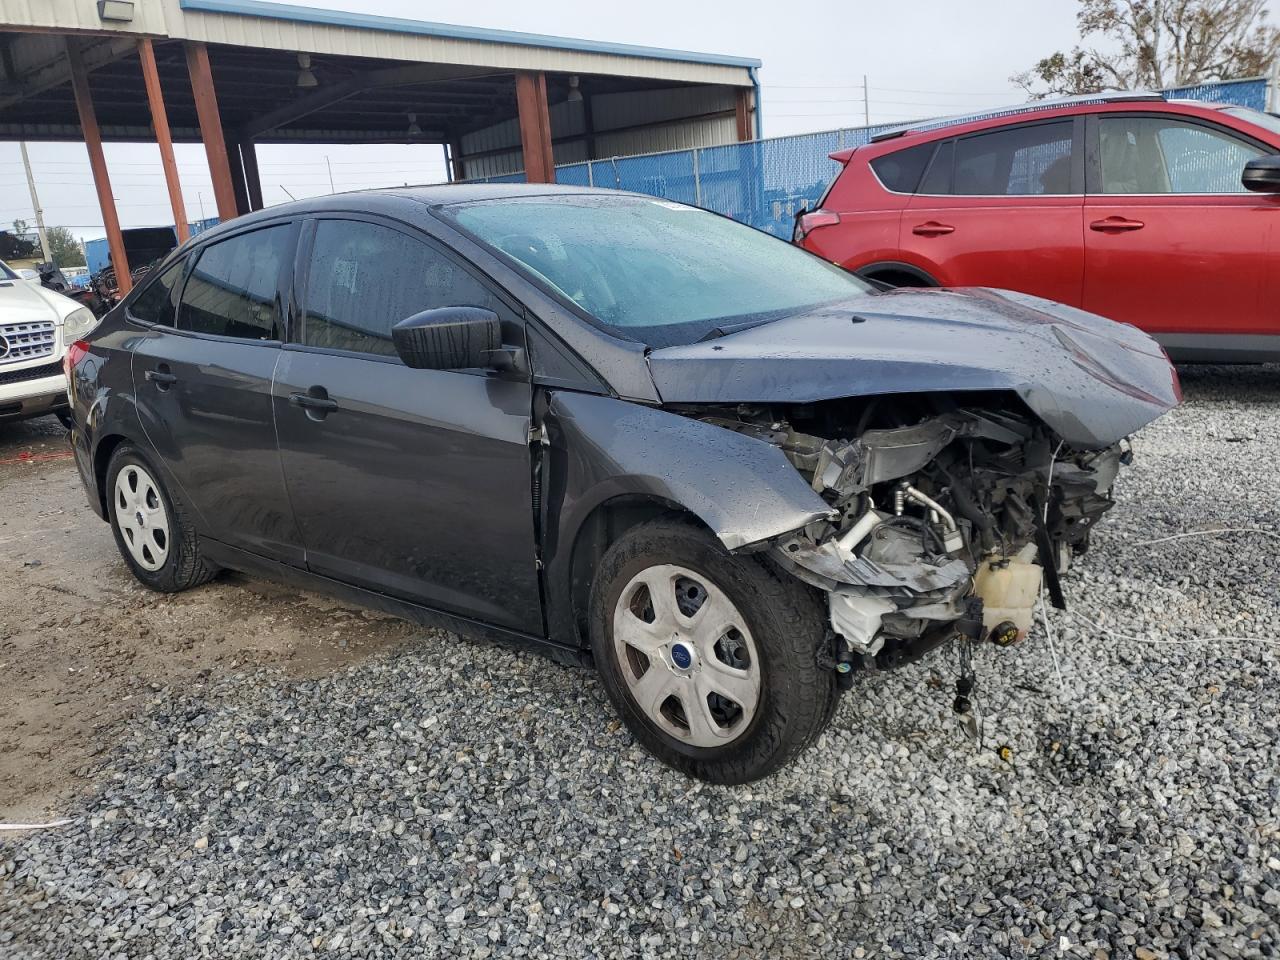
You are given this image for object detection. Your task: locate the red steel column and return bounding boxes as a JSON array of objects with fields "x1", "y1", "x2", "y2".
[
  {"x1": 66, "y1": 38, "x2": 131, "y2": 293},
  {"x1": 735, "y1": 88, "x2": 753, "y2": 142},
  {"x1": 515, "y1": 71, "x2": 556, "y2": 184},
  {"x1": 138, "y1": 38, "x2": 189, "y2": 243},
  {"x1": 185, "y1": 41, "x2": 239, "y2": 220}
]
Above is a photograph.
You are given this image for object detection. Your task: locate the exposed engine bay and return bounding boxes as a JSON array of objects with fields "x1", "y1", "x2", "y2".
[{"x1": 682, "y1": 393, "x2": 1128, "y2": 674}]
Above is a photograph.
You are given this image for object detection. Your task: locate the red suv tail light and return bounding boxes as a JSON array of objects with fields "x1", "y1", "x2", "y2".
[
  {"x1": 63, "y1": 339, "x2": 90, "y2": 384},
  {"x1": 794, "y1": 209, "x2": 841, "y2": 243}
]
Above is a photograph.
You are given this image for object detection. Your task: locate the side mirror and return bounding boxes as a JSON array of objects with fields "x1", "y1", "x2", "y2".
[
  {"x1": 392, "y1": 306, "x2": 502, "y2": 370},
  {"x1": 1242, "y1": 154, "x2": 1280, "y2": 193}
]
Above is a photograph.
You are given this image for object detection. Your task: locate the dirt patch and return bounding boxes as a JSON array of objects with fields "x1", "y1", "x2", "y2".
[{"x1": 0, "y1": 418, "x2": 416, "y2": 823}]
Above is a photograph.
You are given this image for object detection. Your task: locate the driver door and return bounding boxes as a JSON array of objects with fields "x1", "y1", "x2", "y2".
[
  {"x1": 272, "y1": 215, "x2": 542, "y2": 634},
  {"x1": 1082, "y1": 112, "x2": 1279, "y2": 343}
]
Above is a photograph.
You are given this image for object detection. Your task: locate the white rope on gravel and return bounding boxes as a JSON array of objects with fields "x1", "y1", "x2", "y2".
[
  {"x1": 1125, "y1": 527, "x2": 1280, "y2": 547},
  {"x1": 1041, "y1": 443, "x2": 1069, "y2": 700},
  {"x1": 0, "y1": 819, "x2": 74, "y2": 831},
  {"x1": 1067, "y1": 609, "x2": 1280, "y2": 648}
]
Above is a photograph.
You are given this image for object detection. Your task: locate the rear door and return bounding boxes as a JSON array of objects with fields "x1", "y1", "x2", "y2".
[
  {"x1": 1082, "y1": 112, "x2": 1279, "y2": 342},
  {"x1": 272, "y1": 215, "x2": 542, "y2": 634},
  {"x1": 900, "y1": 118, "x2": 1086, "y2": 305},
  {"x1": 130, "y1": 221, "x2": 304, "y2": 564}
]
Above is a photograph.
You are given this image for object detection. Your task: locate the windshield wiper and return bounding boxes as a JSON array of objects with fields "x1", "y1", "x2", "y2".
[{"x1": 694, "y1": 319, "x2": 775, "y2": 343}]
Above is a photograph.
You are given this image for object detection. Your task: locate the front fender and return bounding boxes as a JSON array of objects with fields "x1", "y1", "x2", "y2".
[{"x1": 544, "y1": 391, "x2": 833, "y2": 554}]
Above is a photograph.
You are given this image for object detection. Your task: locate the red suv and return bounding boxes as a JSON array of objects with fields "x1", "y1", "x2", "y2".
[{"x1": 796, "y1": 93, "x2": 1280, "y2": 362}]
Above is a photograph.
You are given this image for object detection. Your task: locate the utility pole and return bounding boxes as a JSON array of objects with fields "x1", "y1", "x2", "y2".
[
  {"x1": 326, "y1": 155, "x2": 335, "y2": 193},
  {"x1": 19, "y1": 142, "x2": 53, "y2": 264},
  {"x1": 862, "y1": 75, "x2": 870, "y2": 127}
]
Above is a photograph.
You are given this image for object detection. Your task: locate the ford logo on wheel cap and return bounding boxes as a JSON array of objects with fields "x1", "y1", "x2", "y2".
[{"x1": 670, "y1": 642, "x2": 693, "y2": 670}]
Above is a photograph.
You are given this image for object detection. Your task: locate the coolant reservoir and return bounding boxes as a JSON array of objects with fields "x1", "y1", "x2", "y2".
[{"x1": 973, "y1": 543, "x2": 1043, "y2": 640}]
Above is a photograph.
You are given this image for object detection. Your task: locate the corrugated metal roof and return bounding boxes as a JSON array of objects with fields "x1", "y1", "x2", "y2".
[
  {"x1": 0, "y1": 0, "x2": 169, "y2": 33},
  {"x1": 0, "y1": 0, "x2": 758, "y2": 86},
  {"x1": 178, "y1": 0, "x2": 761, "y2": 69},
  {"x1": 167, "y1": 0, "x2": 756, "y2": 85}
]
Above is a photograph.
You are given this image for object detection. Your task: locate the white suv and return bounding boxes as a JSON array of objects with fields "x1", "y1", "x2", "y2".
[{"x1": 1, "y1": 259, "x2": 98, "y2": 427}]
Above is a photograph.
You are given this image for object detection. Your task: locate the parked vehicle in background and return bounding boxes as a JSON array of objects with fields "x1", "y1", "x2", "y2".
[
  {"x1": 796, "y1": 93, "x2": 1280, "y2": 363},
  {"x1": 66, "y1": 186, "x2": 1177, "y2": 783},
  {"x1": 82, "y1": 227, "x2": 186, "y2": 318},
  {"x1": 1, "y1": 258, "x2": 98, "y2": 427}
]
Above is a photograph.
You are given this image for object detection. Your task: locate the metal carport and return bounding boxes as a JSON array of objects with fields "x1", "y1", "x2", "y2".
[{"x1": 0, "y1": 0, "x2": 760, "y2": 291}]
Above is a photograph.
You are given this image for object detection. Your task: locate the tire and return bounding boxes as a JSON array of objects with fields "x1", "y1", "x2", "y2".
[
  {"x1": 105, "y1": 444, "x2": 217, "y2": 593},
  {"x1": 589, "y1": 518, "x2": 838, "y2": 784}
]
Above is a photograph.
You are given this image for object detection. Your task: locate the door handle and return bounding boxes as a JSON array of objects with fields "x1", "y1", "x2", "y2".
[
  {"x1": 145, "y1": 368, "x2": 177, "y2": 388},
  {"x1": 289, "y1": 390, "x2": 339, "y2": 416},
  {"x1": 1089, "y1": 216, "x2": 1145, "y2": 233},
  {"x1": 912, "y1": 221, "x2": 955, "y2": 237}
]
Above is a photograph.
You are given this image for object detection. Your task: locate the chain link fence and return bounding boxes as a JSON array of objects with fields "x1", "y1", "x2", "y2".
[{"x1": 476, "y1": 76, "x2": 1272, "y2": 236}]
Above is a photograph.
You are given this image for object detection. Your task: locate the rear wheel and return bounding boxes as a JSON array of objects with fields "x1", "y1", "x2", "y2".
[
  {"x1": 105, "y1": 444, "x2": 217, "y2": 593},
  {"x1": 589, "y1": 519, "x2": 837, "y2": 784}
]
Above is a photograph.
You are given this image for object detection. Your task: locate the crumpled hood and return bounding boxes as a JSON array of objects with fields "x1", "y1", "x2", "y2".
[{"x1": 647, "y1": 287, "x2": 1180, "y2": 449}]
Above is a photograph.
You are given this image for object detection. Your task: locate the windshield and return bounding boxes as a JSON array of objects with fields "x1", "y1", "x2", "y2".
[
  {"x1": 1222, "y1": 106, "x2": 1280, "y2": 139},
  {"x1": 445, "y1": 194, "x2": 872, "y2": 347},
  {"x1": 0, "y1": 260, "x2": 16, "y2": 281}
]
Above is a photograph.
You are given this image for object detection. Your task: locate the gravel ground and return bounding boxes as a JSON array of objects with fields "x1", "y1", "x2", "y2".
[{"x1": 2, "y1": 365, "x2": 1279, "y2": 959}]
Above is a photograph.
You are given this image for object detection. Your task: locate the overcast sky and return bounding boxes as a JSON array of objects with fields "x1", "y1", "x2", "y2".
[{"x1": 0, "y1": 0, "x2": 1267, "y2": 240}]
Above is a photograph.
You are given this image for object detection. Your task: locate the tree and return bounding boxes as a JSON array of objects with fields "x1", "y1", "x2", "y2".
[
  {"x1": 1013, "y1": 0, "x2": 1280, "y2": 97},
  {"x1": 46, "y1": 226, "x2": 86, "y2": 268},
  {"x1": 0, "y1": 231, "x2": 37, "y2": 261}
]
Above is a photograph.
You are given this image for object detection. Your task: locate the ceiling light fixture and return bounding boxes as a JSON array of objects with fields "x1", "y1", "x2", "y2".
[
  {"x1": 296, "y1": 53, "x2": 318, "y2": 89},
  {"x1": 406, "y1": 113, "x2": 422, "y2": 137},
  {"x1": 567, "y1": 75, "x2": 583, "y2": 104}
]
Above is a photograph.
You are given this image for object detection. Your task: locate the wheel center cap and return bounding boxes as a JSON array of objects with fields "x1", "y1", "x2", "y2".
[
  {"x1": 135, "y1": 510, "x2": 145, "y2": 528},
  {"x1": 670, "y1": 641, "x2": 694, "y2": 670}
]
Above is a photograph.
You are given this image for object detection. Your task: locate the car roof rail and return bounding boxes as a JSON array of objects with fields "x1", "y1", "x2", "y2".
[{"x1": 869, "y1": 90, "x2": 1165, "y2": 142}]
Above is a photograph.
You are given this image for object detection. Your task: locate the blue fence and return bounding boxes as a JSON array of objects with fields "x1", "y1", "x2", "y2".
[{"x1": 476, "y1": 77, "x2": 1272, "y2": 237}]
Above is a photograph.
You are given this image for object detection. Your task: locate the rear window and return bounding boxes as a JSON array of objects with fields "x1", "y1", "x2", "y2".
[
  {"x1": 869, "y1": 142, "x2": 936, "y2": 193},
  {"x1": 919, "y1": 140, "x2": 954, "y2": 194},
  {"x1": 949, "y1": 121, "x2": 1075, "y2": 195}
]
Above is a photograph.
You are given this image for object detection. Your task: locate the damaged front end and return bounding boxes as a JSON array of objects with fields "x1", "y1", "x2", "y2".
[{"x1": 685, "y1": 395, "x2": 1128, "y2": 674}]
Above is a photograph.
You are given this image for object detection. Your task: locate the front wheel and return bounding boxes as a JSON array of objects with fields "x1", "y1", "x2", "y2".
[{"x1": 589, "y1": 519, "x2": 837, "y2": 784}]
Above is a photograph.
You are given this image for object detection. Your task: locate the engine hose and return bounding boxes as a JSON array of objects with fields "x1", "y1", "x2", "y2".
[{"x1": 946, "y1": 479, "x2": 994, "y2": 532}]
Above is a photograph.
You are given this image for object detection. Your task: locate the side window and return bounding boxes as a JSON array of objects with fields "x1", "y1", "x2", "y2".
[
  {"x1": 918, "y1": 139, "x2": 955, "y2": 194},
  {"x1": 952, "y1": 121, "x2": 1075, "y2": 195},
  {"x1": 301, "y1": 219, "x2": 498, "y2": 358},
  {"x1": 128, "y1": 260, "x2": 184, "y2": 327},
  {"x1": 869, "y1": 142, "x2": 936, "y2": 193},
  {"x1": 178, "y1": 225, "x2": 290, "y2": 340},
  {"x1": 1098, "y1": 116, "x2": 1264, "y2": 194}
]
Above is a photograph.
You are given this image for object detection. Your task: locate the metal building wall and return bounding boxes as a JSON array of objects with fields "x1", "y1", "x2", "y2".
[
  {"x1": 458, "y1": 84, "x2": 740, "y2": 179},
  {"x1": 0, "y1": 0, "x2": 169, "y2": 34}
]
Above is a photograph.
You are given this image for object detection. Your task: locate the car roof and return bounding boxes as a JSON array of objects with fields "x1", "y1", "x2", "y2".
[
  {"x1": 870, "y1": 90, "x2": 1168, "y2": 143},
  {"x1": 182, "y1": 183, "x2": 641, "y2": 246}
]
